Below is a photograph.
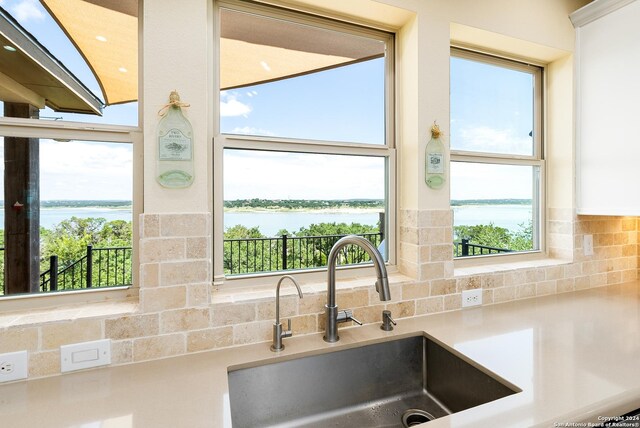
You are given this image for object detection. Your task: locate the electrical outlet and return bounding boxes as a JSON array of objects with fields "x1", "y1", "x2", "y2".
[
  {"x1": 584, "y1": 234, "x2": 594, "y2": 256},
  {"x1": 0, "y1": 351, "x2": 28, "y2": 383},
  {"x1": 462, "y1": 289, "x2": 482, "y2": 308}
]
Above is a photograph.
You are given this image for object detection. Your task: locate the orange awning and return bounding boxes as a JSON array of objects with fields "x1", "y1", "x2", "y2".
[
  {"x1": 40, "y1": 1, "x2": 384, "y2": 106},
  {"x1": 40, "y1": 0, "x2": 138, "y2": 106}
]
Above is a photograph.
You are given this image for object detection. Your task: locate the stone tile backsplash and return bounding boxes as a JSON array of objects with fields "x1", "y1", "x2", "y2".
[{"x1": 0, "y1": 211, "x2": 636, "y2": 380}]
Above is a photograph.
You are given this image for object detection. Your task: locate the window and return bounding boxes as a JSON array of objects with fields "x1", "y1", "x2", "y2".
[
  {"x1": 215, "y1": 2, "x2": 395, "y2": 278},
  {"x1": 0, "y1": 131, "x2": 135, "y2": 297},
  {"x1": 0, "y1": 2, "x2": 139, "y2": 297},
  {"x1": 450, "y1": 48, "x2": 543, "y2": 259}
]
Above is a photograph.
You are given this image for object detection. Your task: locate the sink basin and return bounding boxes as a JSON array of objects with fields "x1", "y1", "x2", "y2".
[{"x1": 227, "y1": 333, "x2": 519, "y2": 427}]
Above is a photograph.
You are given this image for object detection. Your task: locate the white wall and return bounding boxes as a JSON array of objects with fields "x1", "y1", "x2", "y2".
[{"x1": 142, "y1": 0, "x2": 212, "y2": 213}]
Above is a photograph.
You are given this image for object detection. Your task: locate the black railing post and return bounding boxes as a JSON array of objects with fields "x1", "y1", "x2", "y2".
[
  {"x1": 86, "y1": 245, "x2": 93, "y2": 288},
  {"x1": 461, "y1": 238, "x2": 470, "y2": 257},
  {"x1": 50, "y1": 255, "x2": 58, "y2": 291},
  {"x1": 281, "y1": 234, "x2": 288, "y2": 270}
]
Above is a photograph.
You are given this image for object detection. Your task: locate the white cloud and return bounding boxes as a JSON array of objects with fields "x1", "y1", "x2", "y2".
[
  {"x1": 224, "y1": 150, "x2": 384, "y2": 200},
  {"x1": 450, "y1": 161, "x2": 534, "y2": 200},
  {"x1": 456, "y1": 126, "x2": 532, "y2": 155},
  {"x1": 230, "y1": 126, "x2": 275, "y2": 137},
  {"x1": 11, "y1": 0, "x2": 45, "y2": 23},
  {"x1": 220, "y1": 91, "x2": 252, "y2": 117},
  {"x1": 39, "y1": 140, "x2": 132, "y2": 200}
]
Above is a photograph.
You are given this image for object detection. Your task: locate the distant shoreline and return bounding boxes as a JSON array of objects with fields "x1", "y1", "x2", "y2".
[
  {"x1": 0, "y1": 198, "x2": 529, "y2": 211},
  {"x1": 41, "y1": 206, "x2": 132, "y2": 211},
  {"x1": 225, "y1": 207, "x2": 383, "y2": 214}
]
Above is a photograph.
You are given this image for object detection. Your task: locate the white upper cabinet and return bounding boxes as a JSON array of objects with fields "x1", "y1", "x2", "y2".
[{"x1": 572, "y1": 0, "x2": 640, "y2": 215}]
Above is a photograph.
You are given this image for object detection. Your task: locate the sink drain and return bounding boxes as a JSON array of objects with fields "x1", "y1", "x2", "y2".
[{"x1": 401, "y1": 409, "x2": 435, "y2": 427}]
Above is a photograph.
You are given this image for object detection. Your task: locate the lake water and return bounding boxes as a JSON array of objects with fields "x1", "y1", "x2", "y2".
[
  {"x1": 453, "y1": 205, "x2": 532, "y2": 232},
  {"x1": 0, "y1": 205, "x2": 531, "y2": 235},
  {"x1": 0, "y1": 208, "x2": 132, "y2": 230},
  {"x1": 225, "y1": 205, "x2": 532, "y2": 236},
  {"x1": 225, "y1": 211, "x2": 382, "y2": 236}
]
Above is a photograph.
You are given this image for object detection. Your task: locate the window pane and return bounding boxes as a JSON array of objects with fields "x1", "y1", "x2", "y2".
[
  {"x1": 0, "y1": 136, "x2": 133, "y2": 296},
  {"x1": 0, "y1": 1, "x2": 138, "y2": 125},
  {"x1": 450, "y1": 56, "x2": 534, "y2": 156},
  {"x1": 223, "y1": 149, "x2": 387, "y2": 275},
  {"x1": 219, "y1": 8, "x2": 386, "y2": 145},
  {"x1": 451, "y1": 162, "x2": 539, "y2": 257}
]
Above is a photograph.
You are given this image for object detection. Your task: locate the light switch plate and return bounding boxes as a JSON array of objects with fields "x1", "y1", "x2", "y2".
[
  {"x1": 0, "y1": 350, "x2": 28, "y2": 383},
  {"x1": 61, "y1": 339, "x2": 111, "y2": 373}
]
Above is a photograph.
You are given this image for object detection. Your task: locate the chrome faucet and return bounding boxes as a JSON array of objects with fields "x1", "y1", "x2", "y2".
[
  {"x1": 324, "y1": 235, "x2": 390, "y2": 342},
  {"x1": 271, "y1": 275, "x2": 303, "y2": 352}
]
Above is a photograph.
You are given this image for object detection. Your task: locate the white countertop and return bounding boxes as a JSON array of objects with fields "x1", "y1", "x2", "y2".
[{"x1": 2, "y1": 282, "x2": 640, "y2": 427}]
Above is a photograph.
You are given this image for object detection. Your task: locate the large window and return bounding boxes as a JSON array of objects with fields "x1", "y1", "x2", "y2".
[
  {"x1": 216, "y1": 2, "x2": 395, "y2": 278},
  {"x1": 450, "y1": 48, "x2": 543, "y2": 259},
  {"x1": 0, "y1": 131, "x2": 135, "y2": 297}
]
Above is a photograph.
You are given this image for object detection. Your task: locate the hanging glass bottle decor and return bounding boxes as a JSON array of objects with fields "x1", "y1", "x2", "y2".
[
  {"x1": 425, "y1": 121, "x2": 445, "y2": 189},
  {"x1": 156, "y1": 90, "x2": 194, "y2": 188}
]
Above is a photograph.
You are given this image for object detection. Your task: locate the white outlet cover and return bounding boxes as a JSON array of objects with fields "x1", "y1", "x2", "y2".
[
  {"x1": 61, "y1": 339, "x2": 111, "y2": 373},
  {"x1": 584, "y1": 234, "x2": 594, "y2": 256},
  {"x1": 462, "y1": 289, "x2": 483, "y2": 308},
  {"x1": 0, "y1": 350, "x2": 28, "y2": 383}
]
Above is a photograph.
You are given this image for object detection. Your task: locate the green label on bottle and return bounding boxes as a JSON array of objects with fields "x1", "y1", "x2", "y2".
[{"x1": 159, "y1": 129, "x2": 192, "y2": 161}]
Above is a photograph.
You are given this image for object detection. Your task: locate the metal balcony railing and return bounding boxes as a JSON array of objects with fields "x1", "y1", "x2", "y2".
[
  {"x1": 454, "y1": 238, "x2": 513, "y2": 257},
  {"x1": 40, "y1": 245, "x2": 132, "y2": 292},
  {"x1": 224, "y1": 232, "x2": 384, "y2": 275}
]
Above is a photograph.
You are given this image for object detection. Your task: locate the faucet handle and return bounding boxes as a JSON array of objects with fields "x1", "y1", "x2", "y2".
[
  {"x1": 282, "y1": 318, "x2": 293, "y2": 339},
  {"x1": 337, "y1": 309, "x2": 362, "y2": 325},
  {"x1": 348, "y1": 314, "x2": 363, "y2": 325}
]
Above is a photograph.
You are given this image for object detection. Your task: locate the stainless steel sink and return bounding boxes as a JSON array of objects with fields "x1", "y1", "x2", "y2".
[{"x1": 227, "y1": 334, "x2": 520, "y2": 427}]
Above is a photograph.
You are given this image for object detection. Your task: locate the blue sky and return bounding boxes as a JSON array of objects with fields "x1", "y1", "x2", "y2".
[
  {"x1": 221, "y1": 58, "x2": 385, "y2": 145},
  {"x1": 0, "y1": 1, "x2": 536, "y2": 203},
  {"x1": 450, "y1": 56, "x2": 536, "y2": 200},
  {"x1": 0, "y1": 0, "x2": 134, "y2": 200}
]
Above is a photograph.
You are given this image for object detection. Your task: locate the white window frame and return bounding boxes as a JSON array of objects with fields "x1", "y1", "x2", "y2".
[
  {"x1": 212, "y1": 0, "x2": 396, "y2": 286},
  {"x1": 450, "y1": 47, "x2": 546, "y2": 266}
]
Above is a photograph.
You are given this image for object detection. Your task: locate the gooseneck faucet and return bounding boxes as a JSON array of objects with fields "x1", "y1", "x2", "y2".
[
  {"x1": 324, "y1": 235, "x2": 391, "y2": 342},
  {"x1": 271, "y1": 275, "x2": 303, "y2": 352}
]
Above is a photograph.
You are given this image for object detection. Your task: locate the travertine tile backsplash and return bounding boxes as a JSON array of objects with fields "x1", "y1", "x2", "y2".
[{"x1": 0, "y1": 211, "x2": 636, "y2": 380}]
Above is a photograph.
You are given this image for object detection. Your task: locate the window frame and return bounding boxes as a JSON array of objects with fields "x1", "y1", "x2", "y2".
[
  {"x1": 212, "y1": 0, "x2": 397, "y2": 285},
  {"x1": 450, "y1": 47, "x2": 546, "y2": 265}
]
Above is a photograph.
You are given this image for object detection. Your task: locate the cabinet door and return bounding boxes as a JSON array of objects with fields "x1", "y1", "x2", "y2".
[{"x1": 574, "y1": 0, "x2": 640, "y2": 215}]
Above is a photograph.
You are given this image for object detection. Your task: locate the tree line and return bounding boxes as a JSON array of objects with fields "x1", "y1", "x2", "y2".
[{"x1": 224, "y1": 199, "x2": 384, "y2": 210}]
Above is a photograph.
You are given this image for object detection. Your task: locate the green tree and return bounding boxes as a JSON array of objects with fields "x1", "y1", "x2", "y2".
[
  {"x1": 223, "y1": 225, "x2": 271, "y2": 274},
  {"x1": 289, "y1": 222, "x2": 381, "y2": 269},
  {"x1": 222, "y1": 222, "x2": 383, "y2": 275},
  {"x1": 40, "y1": 217, "x2": 133, "y2": 290},
  {"x1": 453, "y1": 221, "x2": 533, "y2": 256}
]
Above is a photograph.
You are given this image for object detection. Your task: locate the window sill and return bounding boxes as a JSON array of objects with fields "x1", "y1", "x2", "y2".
[
  {"x1": 212, "y1": 271, "x2": 413, "y2": 305},
  {"x1": 454, "y1": 257, "x2": 572, "y2": 277},
  {"x1": 0, "y1": 287, "x2": 138, "y2": 328}
]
